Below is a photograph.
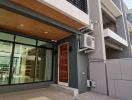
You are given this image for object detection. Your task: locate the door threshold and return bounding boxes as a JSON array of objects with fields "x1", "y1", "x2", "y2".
[{"x1": 50, "y1": 84, "x2": 79, "y2": 96}]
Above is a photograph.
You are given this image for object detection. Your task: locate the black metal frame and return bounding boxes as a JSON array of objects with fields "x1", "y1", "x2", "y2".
[
  {"x1": 67, "y1": 0, "x2": 88, "y2": 13},
  {"x1": 0, "y1": 30, "x2": 54, "y2": 86}
]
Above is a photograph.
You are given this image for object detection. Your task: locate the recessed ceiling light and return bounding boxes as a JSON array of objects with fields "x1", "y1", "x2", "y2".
[
  {"x1": 16, "y1": 24, "x2": 24, "y2": 29},
  {"x1": 44, "y1": 32, "x2": 48, "y2": 34},
  {"x1": 19, "y1": 24, "x2": 24, "y2": 27}
]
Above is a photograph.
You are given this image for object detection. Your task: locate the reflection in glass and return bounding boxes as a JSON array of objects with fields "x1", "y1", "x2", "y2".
[
  {"x1": 11, "y1": 44, "x2": 36, "y2": 84},
  {"x1": 15, "y1": 36, "x2": 36, "y2": 46},
  {"x1": 0, "y1": 32, "x2": 14, "y2": 41},
  {"x1": 0, "y1": 41, "x2": 13, "y2": 85},
  {"x1": 35, "y1": 48, "x2": 52, "y2": 82},
  {"x1": 38, "y1": 41, "x2": 53, "y2": 48},
  {"x1": 0, "y1": 32, "x2": 53, "y2": 85}
]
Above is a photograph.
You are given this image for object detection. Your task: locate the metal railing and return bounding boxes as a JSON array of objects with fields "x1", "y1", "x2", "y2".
[{"x1": 67, "y1": 0, "x2": 88, "y2": 13}]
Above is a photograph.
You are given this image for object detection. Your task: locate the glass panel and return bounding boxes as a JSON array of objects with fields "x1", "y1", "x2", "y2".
[
  {"x1": 35, "y1": 48, "x2": 52, "y2": 82},
  {"x1": 38, "y1": 41, "x2": 53, "y2": 48},
  {"x1": 11, "y1": 44, "x2": 36, "y2": 84},
  {"x1": 15, "y1": 36, "x2": 36, "y2": 46},
  {"x1": 0, "y1": 41, "x2": 13, "y2": 85},
  {"x1": 0, "y1": 32, "x2": 14, "y2": 41}
]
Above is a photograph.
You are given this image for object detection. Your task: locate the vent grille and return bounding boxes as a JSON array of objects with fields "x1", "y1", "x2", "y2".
[{"x1": 86, "y1": 36, "x2": 92, "y2": 46}]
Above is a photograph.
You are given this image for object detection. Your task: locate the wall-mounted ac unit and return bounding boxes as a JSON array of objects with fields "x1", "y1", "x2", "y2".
[
  {"x1": 79, "y1": 34, "x2": 95, "y2": 50},
  {"x1": 87, "y1": 80, "x2": 96, "y2": 88}
]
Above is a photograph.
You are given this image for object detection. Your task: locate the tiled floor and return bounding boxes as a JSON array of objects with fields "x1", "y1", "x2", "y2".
[{"x1": 0, "y1": 87, "x2": 120, "y2": 100}]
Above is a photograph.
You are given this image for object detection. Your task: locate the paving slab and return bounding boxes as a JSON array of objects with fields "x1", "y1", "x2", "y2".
[{"x1": 0, "y1": 87, "x2": 120, "y2": 100}]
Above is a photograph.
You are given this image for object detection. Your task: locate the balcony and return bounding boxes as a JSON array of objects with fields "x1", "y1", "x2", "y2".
[
  {"x1": 10, "y1": 0, "x2": 90, "y2": 30},
  {"x1": 104, "y1": 28, "x2": 128, "y2": 47},
  {"x1": 37, "y1": 0, "x2": 90, "y2": 27},
  {"x1": 101, "y1": 0, "x2": 122, "y2": 17}
]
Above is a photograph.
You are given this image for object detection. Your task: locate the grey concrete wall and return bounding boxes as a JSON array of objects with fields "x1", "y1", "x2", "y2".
[
  {"x1": 127, "y1": 13, "x2": 132, "y2": 24},
  {"x1": 55, "y1": 35, "x2": 78, "y2": 89},
  {"x1": 130, "y1": 33, "x2": 132, "y2": 43},
  {"x1": 106, "y1": 48, "x2": 131, "y2": 59},
  {"x1": 77, "y1": 52, "x2": 89, "y2": 93},
  {"x1": 106, "y1": 58, "x2": 132, "y2": 100},
  {"x1": 119, "y1": 0, "x2": 132, "y2": 58},
  {"x1": 89, "y1": 61, "x2": 107, "y2": 95},
  {"x1": 88, "y1": 0, "x2": 107, "y2": 95},
  {"x1": 89, "y1": 0, "x2": 106, "y2": 60},
  {"x1": 113, "y1": 0, "x2": 127, "y2": 40},
  {"x1": 116, "y1": 16, "x2": 127, "y2": 40}
]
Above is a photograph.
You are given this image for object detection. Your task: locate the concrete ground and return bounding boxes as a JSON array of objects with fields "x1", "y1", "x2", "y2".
[{"x1": 0, "y1": 87, "x2": 120, "y2": 100}]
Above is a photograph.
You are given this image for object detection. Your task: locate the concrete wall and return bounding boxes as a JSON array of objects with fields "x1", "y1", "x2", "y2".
[
  {"x1": 121, "y1": 0, "x2": 132, "y2": 58},
  {"x1": 89, "y1": 61, "x2": 107, "y2": 95},
  {"x1": 106, "y1": 58, "x2": 132, "y2": 100},
  {"x1": 127, "y1": 13, "x2": 132, "y2": 24},
  {"x1": 89, "y1": 0, "x2": 106, "y2": 60},
  {"x1": 88, "y1": 0, "x2": 107, "y2": 95},
  {"x1": 77, "y1": 52, "x2": 89, "y2": 93}
]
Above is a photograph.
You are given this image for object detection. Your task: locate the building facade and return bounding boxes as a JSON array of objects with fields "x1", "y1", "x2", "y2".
[{"x1": 0, "y1": 0, "x2": 132, "y2": 100}]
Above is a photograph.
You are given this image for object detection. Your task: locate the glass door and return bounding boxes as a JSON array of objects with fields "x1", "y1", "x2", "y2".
[
  {"x1": 11, "y1": 44, "x2": 36, "y2": 84},
  {"x1": 35, "y1": 47, "x2": 52, "y2": 82},
  {"x1": 0, "y1": 41, "x2": 13, "y2": 85}
]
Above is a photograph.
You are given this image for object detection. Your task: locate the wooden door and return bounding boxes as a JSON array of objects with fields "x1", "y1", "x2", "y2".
[{"x1": 58, "y1": 43, "x2": 69, "y2": 86}]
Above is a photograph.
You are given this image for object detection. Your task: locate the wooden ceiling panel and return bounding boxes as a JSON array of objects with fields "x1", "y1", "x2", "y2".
[
  {"x1": 10, "y1": 0, "x2": 83, "y2": 29},
  {"x1": 0, "y1": 8, "x2": 71, "y2": 40}
]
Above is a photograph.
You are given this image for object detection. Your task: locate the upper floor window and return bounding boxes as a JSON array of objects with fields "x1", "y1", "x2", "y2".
[{"x1": 67, "y1": 0, "x2": 88, "y2": 13}]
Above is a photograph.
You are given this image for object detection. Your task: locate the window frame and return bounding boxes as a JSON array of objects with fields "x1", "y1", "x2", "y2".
[{"x1": 0, "y1": 30, "x2": 54, "y2": 86}]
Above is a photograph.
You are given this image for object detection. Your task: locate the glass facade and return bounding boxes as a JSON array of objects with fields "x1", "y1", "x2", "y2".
[
  {"x1": 0, "y1": 32, "x2": 53, "y2": 85},
  {"x1": 11, "y1": 44, "x2": 36, "y2": 84},
  {"x1": 35, "y1": 48, "x2": 52, "y2": 82},
  {"x1": 0, "y1": 41, "x2": 13, "y2": 85}
]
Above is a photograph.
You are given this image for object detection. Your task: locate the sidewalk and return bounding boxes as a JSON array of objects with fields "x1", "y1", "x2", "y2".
[{"x1": 0, "y1": 87, "x2": 120, "y2": 100}]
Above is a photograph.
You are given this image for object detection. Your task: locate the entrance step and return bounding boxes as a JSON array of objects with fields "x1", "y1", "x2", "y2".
[{"x1": 50, "y1": 84, "x2": 79, "y2": 96}]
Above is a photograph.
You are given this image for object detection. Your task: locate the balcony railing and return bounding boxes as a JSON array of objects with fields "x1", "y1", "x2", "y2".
[{"x1": 67, "y1": 0, "x2": 88, "y2": 13}]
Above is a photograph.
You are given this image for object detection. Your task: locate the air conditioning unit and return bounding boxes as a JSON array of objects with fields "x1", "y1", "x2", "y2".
[
  {"x1": 87, "y1": 80, "x2": 96, "y2": 88},
  {"x1": 79, "y1": 34, "x2": 95, "y2": 50}
]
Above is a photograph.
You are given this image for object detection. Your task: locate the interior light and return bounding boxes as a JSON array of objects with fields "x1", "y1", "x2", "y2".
[
  {"x1": 19, "y1": 24, "x2": 24, "y2": 27},
  {"x1": 44, "y1": 32, "x2": 48, "y2": 34}
]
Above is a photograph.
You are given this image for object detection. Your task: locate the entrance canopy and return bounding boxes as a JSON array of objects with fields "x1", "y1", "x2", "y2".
[{"x1": 0, "y1": 8, "x2": 71, "y2": 41}]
